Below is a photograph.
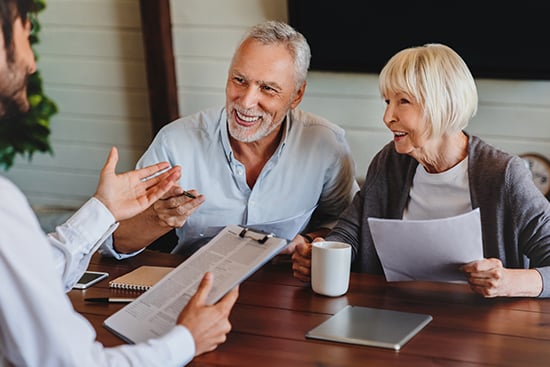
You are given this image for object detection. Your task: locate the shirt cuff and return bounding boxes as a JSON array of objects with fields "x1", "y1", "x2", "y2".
[
  {"x1": 57, "y1": 197, "x2": 118, "y2": 260},
  {"x1": 156, "y1": 325, "x2": 195, "y2": 365},
  {"x1": 98, "y1": 235, "x2": 145, "y2": 259},
  {"x1": 64, "y1": 197, "x2": 116, "y2": 243}
]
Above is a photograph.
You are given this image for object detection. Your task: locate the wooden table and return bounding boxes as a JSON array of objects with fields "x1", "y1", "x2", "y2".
[{"x1": 69, "y1": 251, "x2": 550, "y2": 366}]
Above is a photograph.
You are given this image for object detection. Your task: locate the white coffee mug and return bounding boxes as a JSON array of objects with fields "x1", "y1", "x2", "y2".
[{"x1": 311, "y1": 241, "x2": 351, "y2": 297}]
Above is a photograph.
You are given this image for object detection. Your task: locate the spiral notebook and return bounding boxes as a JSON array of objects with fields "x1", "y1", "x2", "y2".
[{"x1": 109, "y1": 265, "x2": 174, "y2": 291}]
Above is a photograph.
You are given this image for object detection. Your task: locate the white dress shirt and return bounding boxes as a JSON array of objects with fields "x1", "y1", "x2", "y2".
[{"x1": 0, "y1": 177, "x2": 195, "y2": 366}]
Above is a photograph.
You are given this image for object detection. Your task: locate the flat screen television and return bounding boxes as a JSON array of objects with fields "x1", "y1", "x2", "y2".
[{"x1": 287, "y1": 1, "x2": 550, "y2": 80}]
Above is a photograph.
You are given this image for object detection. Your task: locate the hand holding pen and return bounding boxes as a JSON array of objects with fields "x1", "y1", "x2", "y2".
[
  {"x1": 179, "y1": 190, "x2": 197, "y2": 199},
  {"x1": 152, "y1": 185, "x2": 205, "y2": 228}
]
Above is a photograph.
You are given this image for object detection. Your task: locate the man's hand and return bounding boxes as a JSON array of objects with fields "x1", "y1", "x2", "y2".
[
  {"x1": 110, "y1": 184, "x2": 205, "y2": 254},
  {"x1": 177, "y1": 272, "x2": 239, "y2": 356},
  {"x1": 93, "y1": 147, "x2": 181, "y2": 222},
  {"x1": 152, "y1": 186, "x2": 205, "y2": 228},
  {"x1": 460, "y1": 258, "x2": 542, "y2": 298}
]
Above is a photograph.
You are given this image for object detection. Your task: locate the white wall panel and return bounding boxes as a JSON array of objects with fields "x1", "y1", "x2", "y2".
[
  {"x1": 469, "y1": 105, "x2": 550, "y2": 141},
  {"x1": 5, "y1": 168, "x2": 105, "y2": 206},
  {"x1": 172, "y1": 28, "x2": 244, "y2": 58},
  {"x1": 35, "y1": 29, "x2": 144, "y2": 59},
  {"x1": 299, "y1": 95, "x2": 385, "y2": 130},
  {"x1": 46, "y1": 87, "x2": 149, "y2": 119},
  {"x1": 40, "y1": 57, "x2": 147, "y2": 88},
  {"x1": 346, "y1": 130, "x2": 393, "y2": 179},
  {"x1": 476, "y1": 79, "x2": 550, "y2": 106},
  {"x1": 39, "y1": 0, "x2": 141, "y2": 28},
  {"x1": 176, "y1": 59, "x2": 228, "y2": 89},
  {"x1": 306, "y1": 72, "x2": 380, "y2": 97},
  {"x1": 178, "y1": 91, "x2": 225, "y2": 117},
  {"x1": 11, "y1": 143, "x2": 143, "y2": 171},
  {"x1": 50, "y1": 116, "x2": 152, "y2": 147}
]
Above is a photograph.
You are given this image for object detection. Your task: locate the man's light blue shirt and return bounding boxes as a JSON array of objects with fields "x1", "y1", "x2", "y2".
[{"x1": 103, "y1": 106, "x2": 358, "y2": 257}]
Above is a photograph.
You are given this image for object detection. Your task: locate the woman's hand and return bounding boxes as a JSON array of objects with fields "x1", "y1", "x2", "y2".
[
  {"x1": 292, "y1": 237, "x2": 324, "y2": 282},
  {"x1": 460, "y1": 258, "x2": 542, "y2": 297}
]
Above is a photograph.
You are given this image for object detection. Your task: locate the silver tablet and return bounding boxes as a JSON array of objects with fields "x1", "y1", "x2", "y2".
[{"x1": 306, "y1": 305, "x2": 432, "y2": 351}]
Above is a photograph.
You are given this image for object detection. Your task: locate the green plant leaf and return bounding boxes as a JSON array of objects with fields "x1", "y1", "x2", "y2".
[{"x1": 0, "y1": 0, "x2": 57, "y2": 170}]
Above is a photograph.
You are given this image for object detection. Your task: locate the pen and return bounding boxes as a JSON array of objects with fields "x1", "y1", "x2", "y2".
[
  {"x1": 141, "y1": 168, "x2": 197, "y2": 199},
  {"x1": 180, "y1": 190, "x2": 197, "y2": 199},
  {"x1": 141, "y1": 166, "x2": 171, "y2": 182},
  {"x1": 84, "y1": 297, "x2": 137, "y2": 303}
]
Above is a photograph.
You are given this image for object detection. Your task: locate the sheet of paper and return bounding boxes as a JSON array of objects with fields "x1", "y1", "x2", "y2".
[
  {"x1": 103, "y1": 225, "x2": 287, "y2": 344},
  {"x1": 367, "y1": 208, "x2": 483, "y2": 283}
]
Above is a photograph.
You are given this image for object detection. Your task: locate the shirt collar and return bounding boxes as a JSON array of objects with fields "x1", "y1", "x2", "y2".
[{"x1": 220, "y1": 108, "x2": 234, "y2": 163}]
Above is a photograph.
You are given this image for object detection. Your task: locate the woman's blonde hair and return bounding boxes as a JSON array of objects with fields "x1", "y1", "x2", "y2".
[{"x1": 379, "y1": 43, "x2": 478, "y2": 138}]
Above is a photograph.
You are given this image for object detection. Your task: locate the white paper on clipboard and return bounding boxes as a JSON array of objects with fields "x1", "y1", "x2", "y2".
[{"x1": 104, "y1": 224, "x2": 287, "y2": 344}]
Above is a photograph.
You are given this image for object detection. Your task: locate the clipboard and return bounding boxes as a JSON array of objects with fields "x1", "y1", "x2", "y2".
[
  {"x1": 104, "y1": 225, "x2": 287, "y2": 344},
  {"x1": 306, "y1": 305, "x2": 432, "y2": 351}
]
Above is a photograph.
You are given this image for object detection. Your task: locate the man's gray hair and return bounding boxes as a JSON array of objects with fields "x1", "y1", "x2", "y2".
[{"x1": 238, "y1": 20, "x2": 311, "y2": 89}]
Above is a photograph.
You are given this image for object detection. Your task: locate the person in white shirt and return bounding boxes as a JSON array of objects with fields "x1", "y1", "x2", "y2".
[{"x1": 0, "y1": 1, "x2": 238, "y2": 366}]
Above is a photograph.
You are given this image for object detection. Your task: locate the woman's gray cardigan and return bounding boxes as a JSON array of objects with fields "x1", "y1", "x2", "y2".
[{"x1": 327, "y1": 133, "x2": 550, "y2": 297}]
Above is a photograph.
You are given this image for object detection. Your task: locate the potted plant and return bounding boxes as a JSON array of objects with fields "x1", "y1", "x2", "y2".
[{"x1": 0, "y1": 0, "x2": 57, "y2": 170}]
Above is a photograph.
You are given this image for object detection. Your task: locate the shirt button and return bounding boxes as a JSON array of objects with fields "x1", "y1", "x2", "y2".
[{"x1": 237, "y1": 168, "x2": 243, "y2": 175}]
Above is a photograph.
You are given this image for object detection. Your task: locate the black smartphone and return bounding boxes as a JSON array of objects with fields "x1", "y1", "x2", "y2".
[{"x1": 73, "y1": 271, "x2": 109, "y2": 289}]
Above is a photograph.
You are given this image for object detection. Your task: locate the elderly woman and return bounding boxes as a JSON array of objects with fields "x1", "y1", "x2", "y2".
[{"x1": 293, "y1": 43, "x2": 550, "y2": 298}]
